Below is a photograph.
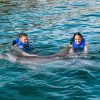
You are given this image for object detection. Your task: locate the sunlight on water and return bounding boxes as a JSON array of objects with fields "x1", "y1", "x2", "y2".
[{"x1": 0, "y1": 0, "x2": 100, "y2": 100}]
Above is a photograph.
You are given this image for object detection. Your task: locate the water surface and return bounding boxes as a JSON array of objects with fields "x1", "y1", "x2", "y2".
[{"x1": 0, "y1": 0, "x2": 100, "y2": 100}]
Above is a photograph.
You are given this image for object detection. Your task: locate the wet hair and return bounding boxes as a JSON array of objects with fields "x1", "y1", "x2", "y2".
[
  {"x1": 70, "y1": 32, "x2": 83, "y2": 44},
  {"x1": 19, "y1": 33, "x2": 28, "y2": 38}
]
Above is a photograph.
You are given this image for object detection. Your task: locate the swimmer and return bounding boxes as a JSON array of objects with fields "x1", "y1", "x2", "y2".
[
  {"x1": 68, "y1": 32, "x2": 88, "y2": 54},
  {"x1": 12, "y1": 33, "x2": 37, "y2": 56}
]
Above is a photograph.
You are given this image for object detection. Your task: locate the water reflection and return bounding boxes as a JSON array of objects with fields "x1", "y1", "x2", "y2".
[
  {"x1": 0, "y1": 0, "x2": 100, "y2": 51},
  {"x1": 0, "y1": 1, "x2": 100, "y2": 99}
]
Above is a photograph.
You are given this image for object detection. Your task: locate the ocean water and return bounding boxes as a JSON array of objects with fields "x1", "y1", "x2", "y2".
[{"x1": 0, "y1": 0, "x2": 100, "y2": 100}]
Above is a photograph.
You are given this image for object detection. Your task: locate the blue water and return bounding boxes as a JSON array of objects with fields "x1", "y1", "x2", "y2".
[{"x1": 0, "y1": 0, "x2": 100, "y2": 100}]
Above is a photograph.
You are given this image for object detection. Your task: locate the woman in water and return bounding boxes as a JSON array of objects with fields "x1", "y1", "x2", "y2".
[{"x1": 68, "y1": 32, "x2": 88, "y2": 54}]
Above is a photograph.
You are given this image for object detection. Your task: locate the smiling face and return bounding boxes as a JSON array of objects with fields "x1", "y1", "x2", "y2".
[
  {"x1": 20, "y1": 36, "x2": 28, "y2": 44},
  {"x1": 74, "y1": 35, "x2": 82, "y2": 45}
]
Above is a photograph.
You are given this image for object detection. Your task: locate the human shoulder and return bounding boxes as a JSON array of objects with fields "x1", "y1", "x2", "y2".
[{"x1": 84, "y1": 43, "x2": 88, "y2": 48}]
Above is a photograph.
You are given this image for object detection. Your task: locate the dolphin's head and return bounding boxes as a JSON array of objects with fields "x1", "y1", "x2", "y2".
[{"x1": 0, "y1": 50, "x2": 19, "y2": 63}]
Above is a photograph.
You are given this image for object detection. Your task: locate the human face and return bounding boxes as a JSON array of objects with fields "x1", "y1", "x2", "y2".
[
  {"x1": 20, "y1": 36, "x2": 28, "y2": 44},
  {"x1": 74, "y1": 35, "x2": 82, "y2": 45}
]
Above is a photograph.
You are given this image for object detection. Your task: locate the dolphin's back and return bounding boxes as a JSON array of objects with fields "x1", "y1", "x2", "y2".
[{"x1": 0, "y1": 46, "x2": 71, "y2": 64}]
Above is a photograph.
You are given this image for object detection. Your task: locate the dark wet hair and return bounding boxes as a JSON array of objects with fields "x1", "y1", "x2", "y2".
[
  {"x1": 70, "y1": 32, "x2": 83, "y2": 44},
  {"x1": 19, "y1": 33, "x2": 28, "y2": 38}
]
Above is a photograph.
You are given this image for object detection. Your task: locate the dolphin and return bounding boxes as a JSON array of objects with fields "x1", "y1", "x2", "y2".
[{"x1": 0, "y1": 47, "x2": 71, "y2": 64}]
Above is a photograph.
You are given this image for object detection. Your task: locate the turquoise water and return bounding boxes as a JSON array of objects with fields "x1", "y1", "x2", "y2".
[{"x1": 0, "y1": 0, "x2": 100, "y2": 100}]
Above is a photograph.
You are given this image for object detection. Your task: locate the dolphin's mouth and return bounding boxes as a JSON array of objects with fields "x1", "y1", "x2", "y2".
[
  {"x1": 0, "y1": 53, "x2": 8, "y2": 59},
  {"x1": 0, "y1": 50, "x2": 20, "y2": 62}
]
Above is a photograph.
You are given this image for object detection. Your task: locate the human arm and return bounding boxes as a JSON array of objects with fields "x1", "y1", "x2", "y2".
[
  {"x1": 21, "y1": 51, "x2": 38, "y2": 57},
  {"x1": 84, "y1": 44, "x2": 88, "y2": 54},
  {"x1": 12, "y1": 44, "x2": 38, "y2": 57}
]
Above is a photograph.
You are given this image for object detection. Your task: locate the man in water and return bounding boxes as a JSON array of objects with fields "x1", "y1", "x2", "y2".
[{"x1": 12, "y1": 33, "x2": 37, "y2": 56}]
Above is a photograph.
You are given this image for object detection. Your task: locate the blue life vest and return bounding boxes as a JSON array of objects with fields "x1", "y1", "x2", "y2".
[
  {"x1": 72, "y1": 39, "x2": 85, "y2": 51},
  {"x1": 12, "y1": 38, "x2": 32, "y2": 52}
]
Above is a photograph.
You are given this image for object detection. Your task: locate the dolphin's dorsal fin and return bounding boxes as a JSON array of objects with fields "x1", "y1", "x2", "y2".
[{"x1": 53, "y1": 46, "x2": 71, "y2": 57}]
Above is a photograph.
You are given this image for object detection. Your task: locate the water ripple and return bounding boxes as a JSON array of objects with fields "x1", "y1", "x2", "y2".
[{"x1": 0, "y1": 0, "x2": 100, "y2": 100}]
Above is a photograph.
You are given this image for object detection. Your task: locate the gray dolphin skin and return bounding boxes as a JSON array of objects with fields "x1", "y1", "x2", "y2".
[{"x1": 0, "y1": 47, "x2": 71, "y2": 64}]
